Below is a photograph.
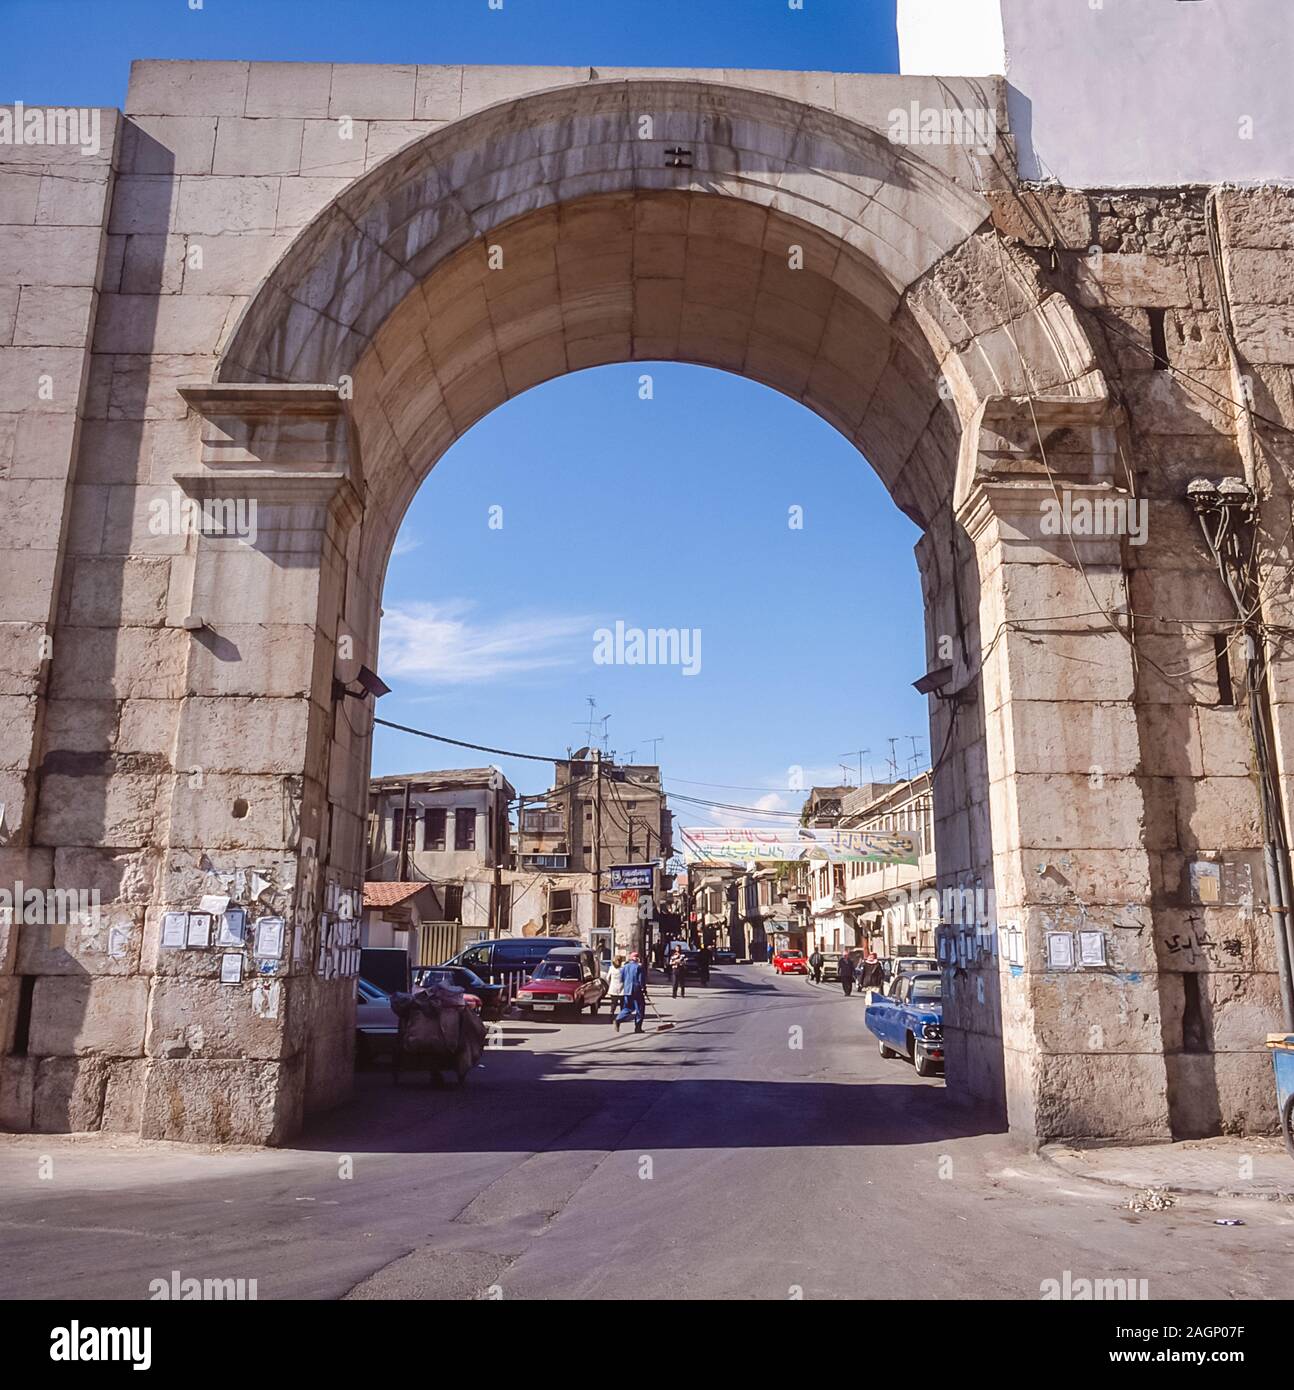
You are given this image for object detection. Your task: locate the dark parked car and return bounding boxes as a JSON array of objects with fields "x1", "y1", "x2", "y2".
[
  {"x1": 449, "y1": 936, "x2": 582, "y2": 986},
  {"x1": 414, "y1": 964, "x2": 506, "y2": 1017},
  {"x1": 711, "y1": 948, "x2": 737, "y2": 965}
]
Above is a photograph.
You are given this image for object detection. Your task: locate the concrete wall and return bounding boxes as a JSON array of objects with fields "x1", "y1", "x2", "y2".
[{"x1": 900, "y1": 0, "x2": 1294, "y2": 186}]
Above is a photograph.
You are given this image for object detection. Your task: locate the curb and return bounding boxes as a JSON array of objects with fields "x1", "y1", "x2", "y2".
[{"x1": 1037, "y1": 1145, "x2": 1294, "y2": 1203}]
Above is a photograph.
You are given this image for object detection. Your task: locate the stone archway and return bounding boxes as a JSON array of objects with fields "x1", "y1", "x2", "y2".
[{"x1": 12, "y1": 73, "x2": 1174, "y2": 1146}]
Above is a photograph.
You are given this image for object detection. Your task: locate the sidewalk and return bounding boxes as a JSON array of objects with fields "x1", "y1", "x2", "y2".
[{"x1": 1040, "y1": 1135, "x2": 1294, "y2": 1201}]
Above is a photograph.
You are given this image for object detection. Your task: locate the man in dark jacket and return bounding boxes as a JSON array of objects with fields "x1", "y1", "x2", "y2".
[
  {"x1": 859, "y1": 951, "x2": 884, "y2": 994},
  {"x1": 615, "y1": 951, "x2": 647, "y2": 1033},
  {"x1": 838, "y1": 951, "x2": 856, "y2": 997},
  {"x1": 808, "y1": 948, "x2": 824, "y2": 984}
]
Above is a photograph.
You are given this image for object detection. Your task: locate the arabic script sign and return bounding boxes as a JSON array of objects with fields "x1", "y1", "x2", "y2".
[{"x1": 680, "y1": 827, "x2": 918, "y2": 866}]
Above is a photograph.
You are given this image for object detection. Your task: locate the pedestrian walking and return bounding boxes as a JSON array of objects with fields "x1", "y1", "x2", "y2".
[
  {"x1": 839, "y1": 950, "x2": 856, "y2": 997},
  {"x1": 669, "y1": 944, "x2": 687, "y2": 998},
  {"x1": 809, "y1": 947, "x2": 824, "y2": 984},
  {"x1": 605, "y1": 953, "x2": 626, "y2": 1016},
  {"x1": 615, "y1": 951, "x2": 647, "y2": 1033},
  {"x1": 859, "y1": 950, "x2": 884, "y2": 994},
  {"x1": 698, "y1": 945, "x2": 711, "y2": 986}
]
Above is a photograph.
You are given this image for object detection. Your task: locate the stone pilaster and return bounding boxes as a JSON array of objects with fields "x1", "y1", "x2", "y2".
[
  {"x1": 136, "y1": 383, "x2": 363, "y2": 1143},
  {"x1": 950, "y1": 396, "x2": 1172, "y2": 1143}
]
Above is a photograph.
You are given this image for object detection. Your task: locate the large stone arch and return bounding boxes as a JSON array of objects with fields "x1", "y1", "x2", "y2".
[{"x1": 11, "y1": 70, "x2": 1186, "y2": 1148}]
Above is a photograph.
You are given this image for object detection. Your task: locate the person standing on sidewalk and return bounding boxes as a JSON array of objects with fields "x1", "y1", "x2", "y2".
[
  {"x1": 669, "y1": 943, "x2": 687, "y2": 998},
  {"x1": 839, "y1": 950, "x2": 856, "y2": 997},
  {"x1": 605, "y1": 954, "x2": 626, "y2": 1017},
  {"x1": 809, "y1": 947, "x2": 824, "y2": 984},
  {"x1": 615, "y1": 951, "x2": 647, "y2": 1033},
  {"x1": 859, "y1": 950, "x2": 884, "y2": 995},
  {"x1": 698, "y1": 944, "x2": 711, "y2": 986}
]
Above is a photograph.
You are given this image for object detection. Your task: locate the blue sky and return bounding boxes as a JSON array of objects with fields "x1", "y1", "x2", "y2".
[{"x1": 3, "y1": 0, "x2": 929, "y2": 825}]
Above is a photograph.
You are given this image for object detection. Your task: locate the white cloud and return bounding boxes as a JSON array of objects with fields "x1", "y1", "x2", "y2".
[
  {"x1": 391, "y1": 534, "x2": 421, "y2": 558},
  {"x1": 379, "y1": 599, "x2": 595, "y2": 685}
]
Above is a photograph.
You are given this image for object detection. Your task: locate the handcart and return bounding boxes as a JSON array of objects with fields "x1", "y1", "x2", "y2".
[{"x1": 389, "y1": 981, "x2": 486, "y2": 1087}]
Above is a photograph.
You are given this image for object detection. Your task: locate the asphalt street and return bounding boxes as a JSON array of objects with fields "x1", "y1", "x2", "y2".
[{"x1": 1, "y1": 966, "x2": 1290, "y2": 1300}]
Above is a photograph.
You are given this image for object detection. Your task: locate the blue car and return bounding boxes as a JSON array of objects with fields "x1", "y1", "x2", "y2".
[{"x1": 865, "y1": 970, "x2": 944, "y2": 1077}]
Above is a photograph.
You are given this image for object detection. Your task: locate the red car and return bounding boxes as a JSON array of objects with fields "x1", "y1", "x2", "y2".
[
  {"x1": 772, "y1": 949, "x2": 809, "y2": 975},
  {"x1": 514, "y1": 946, "x2": 608, "y2": 1017}
]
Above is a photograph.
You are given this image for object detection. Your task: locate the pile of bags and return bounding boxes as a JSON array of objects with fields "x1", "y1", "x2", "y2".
[{"x1": 390, "y1": 979, "x2": 486, "y2": 1070}]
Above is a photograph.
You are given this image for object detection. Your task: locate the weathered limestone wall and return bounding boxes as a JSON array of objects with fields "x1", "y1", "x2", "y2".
[
  {"x1": 1, "y1": 62, "x2": 1291, "y2": 1147},
  {"x1": 0, "y1": 111, "x2": 125, "y2": 1130},
  {"x1": 945, "y1": 183, "x2": 1294, "y2": 1139}
]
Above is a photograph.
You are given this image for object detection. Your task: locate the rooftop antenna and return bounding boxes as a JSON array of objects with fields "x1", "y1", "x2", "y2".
[
  {"x1": 887, "y1": 737, "x2": 900, "y2": 780},
  {"x1": 907, "y1": 734, "x2": 924, "y2": 769},
  {"x1": 574, "y1": 696, "x2": 599, "y2": 750},
  {"x1": 841, "y1": 748, "x2": 869, "y2": 788},
  {"x1": 838, "y1": 762, "x2": 853, "y2": 787},
  {"x1": 642, "y1": 736, "x2": 664, "y2": 763}
]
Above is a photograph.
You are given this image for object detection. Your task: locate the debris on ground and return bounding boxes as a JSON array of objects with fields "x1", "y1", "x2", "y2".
[
  {"x1": 1124, "y1": 1187, "x2": 1177, "y2": 1212},
  {"x1": 1214, "y1": 1218, "x2": 1246, "y2": 1226}
]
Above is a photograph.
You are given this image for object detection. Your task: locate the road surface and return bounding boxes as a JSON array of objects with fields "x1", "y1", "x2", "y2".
[{"x1": 1, "y1": 966, "x2": 1288, "y2": 1300}]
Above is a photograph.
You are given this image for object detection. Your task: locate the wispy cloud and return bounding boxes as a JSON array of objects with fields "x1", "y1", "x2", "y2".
[
  {"x1": 379, "y1": 600, "x2": 595, "y2": 685},
  {"x1": 391, "y1": 534, "x2": 421, "y2": 558}
]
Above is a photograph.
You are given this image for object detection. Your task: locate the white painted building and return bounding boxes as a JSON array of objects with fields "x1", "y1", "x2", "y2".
[{"x1": 898, "y1": 0, "x2": 1294, "y2": 186}]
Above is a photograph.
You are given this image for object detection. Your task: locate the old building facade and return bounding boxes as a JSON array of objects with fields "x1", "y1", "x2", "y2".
[{"x1": 4, "y1": 20, "x2": 1294, "y2": 1143}]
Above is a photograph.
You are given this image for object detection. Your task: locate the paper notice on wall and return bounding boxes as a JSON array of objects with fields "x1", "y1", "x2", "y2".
[
  {"x1": 1045, "y1": 931, "x2": 1075, "y2": 970},
  {"x1": 217, "y1": 909, "x2": 247, "y2": 947},
  {"x1": 186, "y1": 913, "x2": 213, "y2": 948},
  {"x1": 161, "y1": 913, "x2": 188, "y2": 949},
  {"x1": 1001, "y1": 923, "x2": 1024, "y2": 967},
  {"x1": 1190, "y1": 860, "x2": 1221, "y2": 905},
  {"x1": 107, "y1": 925, "x2": 129, "y2": 959},
  {"x1": 252, "y1": 980, "x2": 281, "y2": 1019},
  {"x1": 220, "y1": 952, "x2": 243, "y2": 984},
  {"x1": 254, "y1": 917, "x2": 285, "y2": 960},
  {"x1": 198, "y1": 893, "x2": 230, "y2": 916},
  {"x1": 1078, "y1": 930, "x2": 1107, "y2": 967}
]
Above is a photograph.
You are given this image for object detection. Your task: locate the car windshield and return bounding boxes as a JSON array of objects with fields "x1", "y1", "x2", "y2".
[
  {"x1": 910, "y1": 978, "x2": 942, "y2": 1002},
  {"x1": 782, "y1": 951, "x2": 803, "y2": 959},
  {"x1": 533, "y1": 960, "x2": 581, "y2": 980}
]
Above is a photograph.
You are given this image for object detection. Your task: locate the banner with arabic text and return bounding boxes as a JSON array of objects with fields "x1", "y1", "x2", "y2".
[{"x1": 681, "y1": 826, "x2": 918, "y2": 866}]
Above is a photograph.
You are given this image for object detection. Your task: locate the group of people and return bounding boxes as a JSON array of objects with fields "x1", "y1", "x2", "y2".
[
  {"x1": 604, "y1": 941, "x2": 713, "y2": 1031},
  {"x1": 807, "y1": 947, "x2": 884, "y2": 996},
  {"x1": 605, "y1": 951, "x2": 647, "y2": 1033}
]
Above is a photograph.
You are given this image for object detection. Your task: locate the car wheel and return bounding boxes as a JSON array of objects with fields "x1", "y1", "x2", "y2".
[
  {"x1": 915, "y1": 1051, "x2": 937, "y2": 1078},
  {"x1": 878, "y1": 1037, "x2": 897, "y2": 1060}
]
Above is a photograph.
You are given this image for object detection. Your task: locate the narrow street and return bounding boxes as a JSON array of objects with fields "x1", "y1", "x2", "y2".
[{"x1": 2, "y1": 966, "x2": 1288, "y2": 1302}]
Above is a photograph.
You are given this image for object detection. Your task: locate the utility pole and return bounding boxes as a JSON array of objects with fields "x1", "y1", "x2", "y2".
[
  {"x1": 591, "y1": 749, "x2": 603, "y2": 939},
  {"x1": 397, "y1": 780, "x2": 412, "y2": 880}
]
